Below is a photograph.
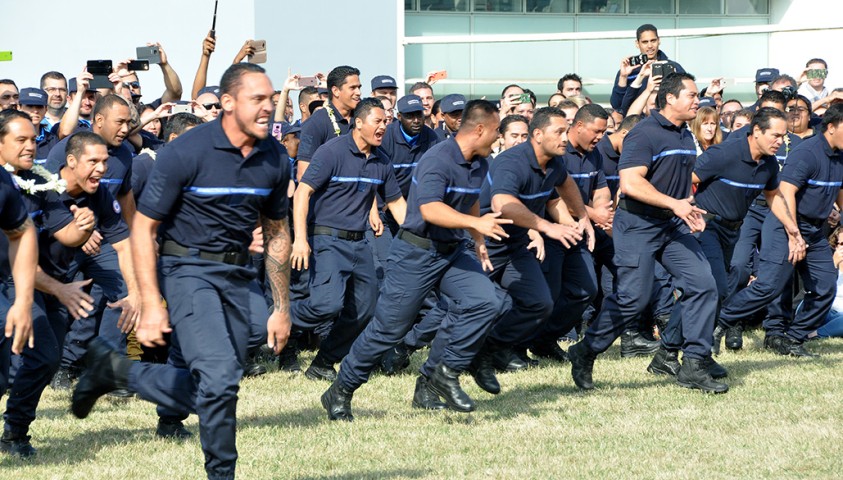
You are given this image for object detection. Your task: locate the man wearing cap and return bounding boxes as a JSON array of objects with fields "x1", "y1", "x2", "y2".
[
  {"x1": 371, "y1": 75, "x2": 398, "y2": 107},
  {"x1": 435, "y1": 94, "x2": 466, "y2": 141},
  {"x1": 17, "y1": 88, "x2": 59, "y2": 161},
  {"x1": 56, "y1": 73, "x2": 99, "y2": 140},
  {"x1": 196, "y1": 86, "x2": 222, "y2": 120},
  {"x1": 754, "y1": 68, "x2": 779, "y2": 101}
]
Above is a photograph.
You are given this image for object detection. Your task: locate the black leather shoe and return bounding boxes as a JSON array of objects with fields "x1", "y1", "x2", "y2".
[
  {"x1": 764, "y1": 335, "x2": 788, "y2": 354},
  {"x1": 647, "y1": 347, "x2": 680, "y2": 376},
  {"x1": 305, "y1": 357, "x2": 338, "y2": 382},
  {"x1": 700, "y1": 355, "x2": 728, "y2": 379},
  {"x1": 106, "y1": 388, "x2": 135, "y2": 399},
  {"x1": 427, "y1": 363, "x2": 475, "y2": 412},
  {"x1": 381, "y1": 343, "x2": 412, "y2": 375},
  {"x1": 780, "y1": 337, "x2": 820, "y2": 358},
  {"x1": 725, "y1": 324, "x2": 744, "y2": 351},
  {"x1": 156, "y1": 419, "x2": 193, "y2": 440},
  {"x1": 320, "y1": 382, "x2": 354, "y2": 421},
  {"x1": 467, "y1": 346, "x2": 500, "y2": 395},
  {"x1": 711, "y1": 325, "x2": 726, "y2": 356},
  {"x1": 50, "y1": 367, "x2": 76, "y2": 391},
  {"x1": 492, "y1": 348, "x2": 529, "y2": 372},
  {"x1": 278, "y1": 340, "x2": 302, "y2": 373},
  {"x1": 676, "y1": 357, "x2": 728, "y2": 393},
  {"x1": 620, "y1": 330, "x2": 660, "y2": 358},
  {"x1": 0, "y1": 431, "x2": 36, "y2": 458},
  {"x1": 567, "y1": 341, "x2": 596, "y2": 390},
  {"x1": 530, "y1": 341, "x2": 569, "y2": 363},
  {"x1": 72, "y1": 338, "x2": 132, "y2": 419},
  {"x1": 243, "y1": 361, "x2": 267, "y2": 378},
  {"x1": 411, "y1": 376, "x2": 446, "y2": 410}
]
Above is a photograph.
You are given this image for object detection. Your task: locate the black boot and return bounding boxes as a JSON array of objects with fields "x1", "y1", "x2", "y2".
[
  {"x1": 711, "y1": 324, "x2": 726, "y2": 356},
  {"x1": 243, "y1": 360, "x2": 268, "y2": 378},
  {"x1": 305, "y1": 354, "x2": 338, "y2": 382},
  {"x1": 467, "y1": 344, "x2": 500, "y2": 395},
  {"x1": 700, "y1": 355, "x2": 728, "y2": 379},
  {"x1": 0, "y1": 429, "x2": 36, "y2": 458},
  {"x1": 71, "y1": 338, "x2": 132, "y2": 419},
  {"x1": 620, "y1": 330, "x2": 660, "y2": 357},
  {"x1": 320, "y1": 381, "x2": 354, "y2": 421},
  {"x1": 567, "y1": 341, "x2": 597, "y2": 390},
  {"x1": 764, "y1": 334, "x2": 786, "y2": 352},
  {"x1": 381, "y1": 343, "x2": 413, "y2": 375},
  {"x1": 427, "y1": 363, "x2": 475, "y2": 412},
  {"x1": 492, "y1": 347, "x2": 529, "y2": 372},
  {"x1": 725, "y1": 323, "x2": 744, "y2": 350},
  {"x1": 676, "y1": 357, "x2": 729, "y2": 393},
  {"x1": 278, "y1": 338, "x2": 301, "y2": 373},
  {"x1": 530, "y1": 340, "x2": 569, "y2": 363},
  {"x1": 647, "y1": 347, "x2": 680, "y2": 376},
  {"x1": 50, "y1": 366, "x2": 77, "y2": 391},
  {"x1": 779, "y1": 336, "x2": 819, "y2": 358},
  {"x1": 156, "y1": 418, "x2": 193, "y2": 440},
  {"x1": 411, "y1": 376, "x2": 446, "y2": 410}
]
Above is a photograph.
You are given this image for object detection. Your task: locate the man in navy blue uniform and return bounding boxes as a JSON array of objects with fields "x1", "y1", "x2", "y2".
[
  {"x1": 435, "y1": 94, "x2": 466, "y2": 141},
  {"x1": 70, "y1": 63, "x2": 293, "y2": 480},
  {"x1": 17, "y1": 88, "x2": 59, "y2": 162},
  {"x1": 290, "y1": 98, "x2": 406, "y2": 382},
  {"x1": 717, "y1": 104, "x2": 843, "y2": 358},
  {"x1": 322, "y1": 100, "x2": 511, "y2": 420},
  {"x1": 649, "y1": 108, "x2": 800, "y2": 375},
  {"x1": 569, "y1": 72, "x2": 727, "y2": 394}
]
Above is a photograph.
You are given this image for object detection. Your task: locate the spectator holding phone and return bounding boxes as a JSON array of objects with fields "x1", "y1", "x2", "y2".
[{"x1": 798, "y1": 58, "x2": 829, "y2": 104}]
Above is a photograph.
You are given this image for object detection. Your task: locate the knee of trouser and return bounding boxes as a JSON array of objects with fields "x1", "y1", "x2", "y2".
[{"x1": 194, "y1": 362, "x2": 242, "y2": 401}]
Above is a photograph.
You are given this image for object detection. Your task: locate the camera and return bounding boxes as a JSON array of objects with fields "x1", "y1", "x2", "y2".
[
  {"x1": 628, "y1": 53, "x2": 648, "y2": 67},
  {"x1": 651, "y1": 62, "x2": 676, "y2": 78},
  {"x1": 780, "y1": 86, "x2": 796, "y2": 102}
]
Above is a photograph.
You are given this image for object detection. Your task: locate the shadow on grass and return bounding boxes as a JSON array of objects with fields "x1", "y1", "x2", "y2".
[
  {"x1": 240, "y1": 406, "x2": 390, "y2": 429},
  {"x1": 0, "y1": 425, "x2": 150, "y2": 467},
  {"x1": 296, "y1": 468, "x2": 427, "y2": 480}
]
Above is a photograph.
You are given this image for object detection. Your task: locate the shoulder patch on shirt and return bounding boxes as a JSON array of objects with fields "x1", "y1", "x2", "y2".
[{"x1": 113, "y1": 200, "x2": 121, "y2": 214}]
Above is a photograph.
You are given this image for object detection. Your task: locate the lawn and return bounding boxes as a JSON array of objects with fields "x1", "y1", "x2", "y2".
[{"x1": 2, "y1": 330, "x2": 842, "y2": 480}]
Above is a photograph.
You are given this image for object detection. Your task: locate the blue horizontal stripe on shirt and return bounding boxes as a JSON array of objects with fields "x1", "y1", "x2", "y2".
[
  {"x1": 330, "y1": 176, "x2": 384, "y2": 185},
  {"x1": 570, "y1": 172, "x2": 599, "y2": 179},
  {"x1": 446, "y1": 186, "x2": 482, "y2": 194},
  {"x1": 486, "y1": 172, "x2": 493, "y2": 186},
  {"x1": 651, "y1": 149, "x2": 696, "y2": 162},
  {"x1": 184, "y1": 186, "x2": 272, "y2": 196},
  {"x1": 99, "y1": 179, "x2": 123, "y2": 184},
  {"x1": 776, "y1": 155, "x2": 787, "y2": 162},
  {"x1": 393, "y1": 163, "x2": 417, "y2": 169},
  {"x1": 34, "y1": 159, "x2": 47, "y2": 165},
  {"x1": 29, "y1": 210, "x2": 42, "y2": 219},
  {"x1": 718, "y1": 178, "x2": 766, "y2": 189},
  {"x1": 519, "y1": 190, "x2": 553, "y2": 200},
  {"x1": 606, "y1": 175, "x2": 620, "y2": 180},
  {"x1": 807, "y1": 179, "x2": 843, "y2": 187}
]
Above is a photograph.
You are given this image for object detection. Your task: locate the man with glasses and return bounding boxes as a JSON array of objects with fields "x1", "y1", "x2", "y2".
[
  {"x1": 195, "y1": 86, "x2": 221, "y2": 120},
  {"x1": 719, "y1": 99, "x2": 742, "y2": 135},
  {"x1": 0, "y1": 80, "x2": 19, "y2": 110},
  {"x1": 39, "y1": 72, "x2": 68, "y2": 130}
]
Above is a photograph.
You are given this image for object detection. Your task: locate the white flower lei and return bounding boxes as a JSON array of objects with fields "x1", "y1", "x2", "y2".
[
  {"x1": 324, "y1": 100, "x2": 341, "y2": 137},
  {"x1": 4, "y1": 163, "x2": 67, "y2": 195}
]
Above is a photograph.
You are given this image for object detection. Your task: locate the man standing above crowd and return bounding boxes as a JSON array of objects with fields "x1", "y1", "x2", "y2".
[
  {"x1": 40, "y1": 71, "x2": 68, "y2": 130},
  {"x1": 557, "y1": 74, "x2": 583, "y2": 98},
  {"x1": 409, "y1": 82, "x2": 436, "y2": 128}
]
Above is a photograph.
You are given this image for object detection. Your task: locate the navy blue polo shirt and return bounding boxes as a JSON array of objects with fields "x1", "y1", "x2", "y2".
[
  {"x1": 481, "y1": 141, "x2": 566, "y2": 245},
  {"x1": 563, "y1": 141, "x2": 607, "y2": 205},
  {"x1": 297, "y1": 103, "x2": 350, "y2": 162},
  {"x1": 138, "y1": 117, "x2": 290, "y2": 253},
  {"x1": 403, "y1": 138, "x2": 488, "y2": 243},
  {"x1": 619, "y1": 110, "x2": 697, "y2": 200},
  {"x1": 35, "y1": 125, "x2": 59, "y2": 163},
  {"x1": 0, "y1": 169, "x2": 33, "y2": 278},
  {"x1": 301, "y1": 134, "x2": 401, "y2": 232},
  {"x1": 595, "y1": 135, "x2": 620, "y2": 198},
  {"x1": 46, "y1": 136, "x2": 134, "y2": 199},
  {"x1": 780, "y1": 133, "x2": 843, "y2": 221},
  {"x1": 434, "y1": 125, "x2": 456, "y2": 142},
  {"x1": 693, "y1": 136, "x2": 779, "y2": 221},
  {"x1": 726, "y1": 125, "x2": 803, "y2": 166},
  {"x1": 38, "y1": 177, "x2": 128, "y2": 280},
  {"x1": 379, "y1": 122, "x2": 440, "y2": 199},
  {"x1": 12, "y1": 169, "x2": 75, "y2": 234},
  {"x1": 131, "y1": 150, "x2": 156, "y2": 202}
]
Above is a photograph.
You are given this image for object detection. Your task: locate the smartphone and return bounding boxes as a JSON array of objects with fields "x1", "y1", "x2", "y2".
[
  {"x1": 428, "y1": 70, "x2": 448, "y2": 82},
  {"x1": 299, "y1": 76, "x2": 319, "y2": 87},
  {"x1": 0, "y1": 51, "x2": 11, "y2": 62},
  {"x1": 127, "y1": 60, "x2": 149, "y2": 72},
  {"x1": 652, "y1": 62, "x2": 676, "y2": 78},
  {"x1": 136, "y1": 46, "x2": 161, "y2": 64},
  {"x1": 248, "y1": 40, "x2": 266, "y2": 64},
  {"x1": 172, "y1": 103, "x2": 193, "y2": 114},
  {"x1": 807, "y1": 69, "x2": 828, "y2": 80},
  {"x1": 518, "y1": 93, "x2": 532, "y2": 104},
  {"x1": 272, "y1": 123, "x2": 284, "y2": 137},
  {"x1": 86, "y1": 60, "x2": 112, "y2": 76},
  {"x1": 628, "y1": 53, "x2": 648, "y2": 67}
]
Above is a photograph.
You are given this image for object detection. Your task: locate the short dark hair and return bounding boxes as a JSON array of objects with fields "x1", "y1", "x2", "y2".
[
  {"x1": 0, "y1": 109, "x2": 32, "y2": 138},
  {"x1": 657, "y1": 72, "x2": 696, "y2": 109},
  {"x1": 731, "y1": 108, "x2": 754, "y2": 129},
  {"x1": 92, "y1": 94, "x2": 129, "y2": 120},
  {"x1": 409, "y1": 82, "x2": 433, "y2": 95},
  {"x1": 39, "y1": 71, "x2": 66, "y2": 89},
  {"x1": 573, "y1": 103, "x2": 609, "y2": 125},
  {"x1": 352, "y1": 97, "x2": 384, "y2": 124},
  {"x1": 722, "y1": 99, "x2": 742, "y2": 110},
  {"x1": 556, "y1": 99, "x2": 579, "y2": 111},
  {"x1": 821, "y1": 103, "x2": 843, "y2": 132},
  {"x1": 432, "y1": 99, "x2": 441, "y2": 116},
  {"x1": 500, "y1": 84, "x2": 522, "y2": 98},
  {"x1": 636, "y1": 24, "x2": 658, "y2": 40},
  {"x1": 789, "y1": 94, "x2": 813, "y2": 116},
  {"x1": 459, "y1": 99, "x2": 498, "y2": 132},
  {"x1": 66, "y1": 131, "x2": 107, "y2": 159},
  {"x1": 220, "y1": 63, "x2": 266, "y2": 98},
  {"x1": 771, "y1": 74, "x2": 797, "y2": 90},
  {"x1": 162, "y1": 113, "x2": 204, "y2": 141},
  {"x1": 299, "y1": 86, "x2": 319, "y2": 107},
  {"x1": 0, "y1": 79, "x2": 17, "y2": 89},
  {"x1": 618, "y1": 114, "x2": 642, "y2": 132},
  {"x1": 499, "y1": 114, "x2": 529, "y2": 135},
  {"x1": 528, "y1": 107, "x2": 566, "y2": 136},
  {"x1": 806, "y1": 58, "x2": 828, "y2": 69},
  {"x1": 759, "y1": 89, "x2": 787, "y2": 108},
  {"x1": 557, "y1": 74, "x2": 583, "y2": 92},
  {"x1": 327, "y1": 65, "x2": 360, "y2": 92},
  {"x1": 523, "y1": 89, "x2": 537, "y2": 107},
  {"x1": 751, "y1": 107, "x2": 787, "y2": 133}
]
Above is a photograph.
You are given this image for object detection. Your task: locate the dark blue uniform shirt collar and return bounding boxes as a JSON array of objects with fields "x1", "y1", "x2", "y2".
[
  {"x1": 209, "y1": 114, "x2": 271, "y2": 156},
  {"x1": 650, "y1": 109, "x2": 687, "y2": 132},
  {"x1": 442, "y1": 137, "x2": 483, "y2": 169},
  {"x1": 342, "y1": 132, "x2": 384, "y2": 162}
]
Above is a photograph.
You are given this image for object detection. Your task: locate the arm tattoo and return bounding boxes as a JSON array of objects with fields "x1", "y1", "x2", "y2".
[
  {"x1": 261, "y1": 216, "x2": 292, "y2": 312},
  {"x1": 3, "y1": 216, "x2": 33, "y2": 238},
  {"x1": 776, "y1": 192, "x2": 795, "y2": 222}
]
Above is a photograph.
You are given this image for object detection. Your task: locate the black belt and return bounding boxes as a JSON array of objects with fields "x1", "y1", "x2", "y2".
[
  {"x1": 311, "y1": 226, "x2": 366, "y2": 241},
  {"x1": 618, "y1": 198, "x2": 673, "y2": 220},
  {"x1": 397, "y1": 229, "x2": 461, "y2": 255},
  {"x1": 160, "y1": 240, "x2": 250, "y2": 266},
  {"x1": 798, "y1": 214, "x2": 825, "y2": 228},
  {"x1": 701, "y1": 213, "x2": 743, "y2": 231},
  {"x1": 753, "y1": 198, "x2": 768, "y2": 208}
]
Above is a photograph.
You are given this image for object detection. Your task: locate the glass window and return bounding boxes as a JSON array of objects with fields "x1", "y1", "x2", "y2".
[
  {"x1": 679, "y1": 0, "x2": 722, "y2": 14},
  {"x1": 405, "y1": 0, "x2": 416, "y2": 11},
  {"x1": 628, "y1": 0, "x2": 674, "y2": 14},
  {"x1": 527, "y1": 0, "x2": 573, "y2": 12},
  {"x1": 578, "y1": 0, "x2": 621, "y2": 13},
  {"x1": 475, "y1": 0, "x2": 523, "y2": 12},
  {"x1": 726, "y1": 0, "x2": 767, "y2": 14},
  {"x1": 419, "y1": 0, "x2": 469, "y2": 11}
]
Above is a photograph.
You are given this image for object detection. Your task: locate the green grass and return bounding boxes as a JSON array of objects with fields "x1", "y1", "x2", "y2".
[{"x1": 2, "y1": 330, "x2": 842, "y2": 479}]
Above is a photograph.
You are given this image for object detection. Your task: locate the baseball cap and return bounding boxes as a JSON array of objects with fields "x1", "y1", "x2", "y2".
[
  {"x1": 19, "y1": 88, "x2": 48, "y2": 106},
  {"x1": 698, "y1": 97, "x2": 717, "y2": 109},
  {"x1": 198, "y1": 86, "x2": 221, "y2": 98},
  {"x1": 440, "y1": 94, "x2": 466, "y2": 114},
  {"x1": 371, "y1": 75, "x2": 398, "y2": 91},
  {"x1": 396, "y1": 94, "x2": 424, "y2": 114},
  {"x1": 281, "y1": 123, "x2": 301, "y2": 137},
  {"x1": 755, "y1": 68, "x2": 780, "y2": 84}
]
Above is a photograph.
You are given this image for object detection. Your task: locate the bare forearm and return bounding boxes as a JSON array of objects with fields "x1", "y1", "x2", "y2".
[
  {"x1": 192, "y1": 56, "x2": 211, "y2": 100},
  {"x1": 7, "y1": 220, "x2": 37, "y2": 304},
  {"x1": 274, "y1": 89, "x2": 290, "y2": 123},
  {"x1": 292, "y1": 186, "x2": 313, "y2": 242},
  {"x1": 34, "y1": 267, "x2": 62, "y2": 296},
  {"x1": 130, "y1": 216, "x2": 162, "y2": 307},
  {"x1": 117, "y1": 191, "x2": 137, "y2": 228},
  {"x1": 493, "y1": 195, "x2": 550, "y2": 232},
  {"x1": 420, "y1": 202, "x2": 478, "y2": 230},
  {"x1": 59, "y1": 95, "x2": 83, "y2": 139},
  {"x1": 160, "y1": 63, "x2": 183, "y2": 103},
  {"x1": 261, "y1": 217, "x2": 292, "y2": 312},
  {"x1": 620, "y1": 172, "x2": 679, "y2": 210},
  {"x1": 386, "y1": 197, "x2": 407, "y2": 225},
  {"x1": 113, "y1": 239, "x2": 139, "y2": 296}
]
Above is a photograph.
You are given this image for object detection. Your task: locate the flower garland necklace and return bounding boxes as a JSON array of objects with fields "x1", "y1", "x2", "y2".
[
  {"x1": 324, "y1": 100, "x2": 341, "y2": 137},
  {"x1": 3, "y1": 163, "x2": 67, "y2": 195}
]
